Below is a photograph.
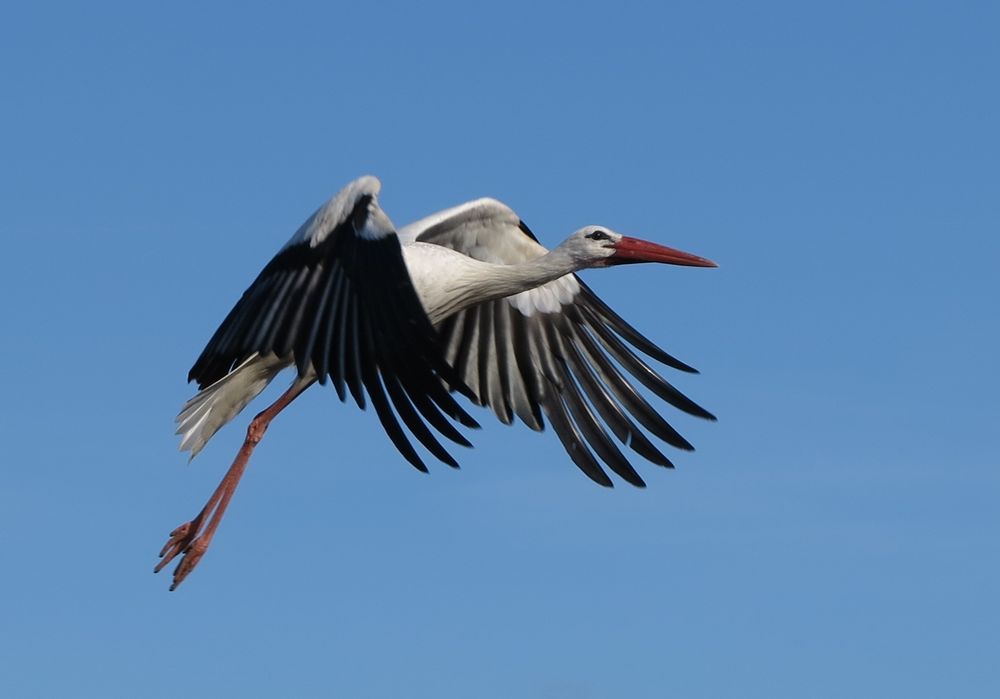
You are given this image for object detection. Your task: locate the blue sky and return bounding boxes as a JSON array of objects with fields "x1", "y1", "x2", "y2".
[{"x1": 2, "y1": 1, "x2": 997, "y2": 696}]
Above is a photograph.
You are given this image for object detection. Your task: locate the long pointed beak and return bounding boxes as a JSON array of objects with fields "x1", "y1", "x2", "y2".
[{"x1": 610, "y1": 236, "x2": 718, "y2": 267}]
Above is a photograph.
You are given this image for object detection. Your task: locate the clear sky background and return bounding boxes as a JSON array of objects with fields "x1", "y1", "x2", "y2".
[{"x1": 2, "y1": 1, "x2": 997, "y2": 697}]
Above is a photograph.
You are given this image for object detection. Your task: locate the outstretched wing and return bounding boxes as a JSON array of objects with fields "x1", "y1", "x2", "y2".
[
  {"x1": 188, "y1": 176, "x2": 479, "y2": 473},
  {"x1": 398, "y1": 198, "x2": 715, "y2": 488}
]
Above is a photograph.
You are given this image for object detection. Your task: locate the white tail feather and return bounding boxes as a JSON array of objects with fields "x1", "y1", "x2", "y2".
[{"x1": 175, "y1": 353, "x2": 289, "y2": 459}]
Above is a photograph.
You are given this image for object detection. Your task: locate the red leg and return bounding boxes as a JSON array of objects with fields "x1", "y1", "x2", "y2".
[{"x1": 156, "y1": 378, "x2": 315, "y2": 591}]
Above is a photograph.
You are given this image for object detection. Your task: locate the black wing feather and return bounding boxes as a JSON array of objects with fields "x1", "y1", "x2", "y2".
[
  {"x1": 188, "y1": 193, "x2": 477, "y2": 472},
  {"x1": 433, "y1": 273, "x2": 712, "y2": 486}
]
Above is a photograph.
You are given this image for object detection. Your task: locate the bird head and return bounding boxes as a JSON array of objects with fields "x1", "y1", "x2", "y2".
[{"x1": 567, "y1": 226, "x2": 718, "y2": 269}]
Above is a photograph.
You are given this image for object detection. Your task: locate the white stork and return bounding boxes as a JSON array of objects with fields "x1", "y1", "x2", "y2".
[{"x1": 157, "y1": 175, "x2": 717, "y2": 589}]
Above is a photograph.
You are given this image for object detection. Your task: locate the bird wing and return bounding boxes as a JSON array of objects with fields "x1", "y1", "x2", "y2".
[
  {"x1": 398, "y1": 198, "x2": 715, "y2": 488},
  {"x1": 188, "y1": 176, "x2": 479, "y2": 473}
]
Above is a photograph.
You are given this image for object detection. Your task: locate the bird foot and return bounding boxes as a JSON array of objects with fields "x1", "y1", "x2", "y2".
[{"x1": 154, "y1": 521, "x2": 209, "y2": 591}]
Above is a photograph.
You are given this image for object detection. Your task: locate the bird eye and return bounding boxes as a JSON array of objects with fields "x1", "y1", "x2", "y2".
[{"x1": 585, "y1": 230, "x2": 609, "y2": 241}]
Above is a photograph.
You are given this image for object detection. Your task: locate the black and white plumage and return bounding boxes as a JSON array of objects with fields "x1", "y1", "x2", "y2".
[
  {"x1": 397, "y1": 199, "x2": 716, "y2": 487},
  {"x1": 180, "y1": 176, "x2": 478, "y2": 473},
  {"x1": 161, "y1": 175, "x2": 716, "y2": 589}
]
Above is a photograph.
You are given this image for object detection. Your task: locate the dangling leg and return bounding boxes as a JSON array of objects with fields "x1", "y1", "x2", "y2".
[{"x1": 156, "y1": 378, "x2": 315, "y2": 590}]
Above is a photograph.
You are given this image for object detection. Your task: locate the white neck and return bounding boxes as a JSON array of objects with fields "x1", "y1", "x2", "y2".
[
  {"x1": 475, "y1": 246, "x2": 579, "y2": 299},
  {"x1": 404, "y1": 243, "x2": 582, "y2": 325}
]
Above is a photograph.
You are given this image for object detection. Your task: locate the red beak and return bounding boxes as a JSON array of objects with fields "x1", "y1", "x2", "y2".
[{"x1": 610, "y1": 236, "x2": 718, "y2": 267}]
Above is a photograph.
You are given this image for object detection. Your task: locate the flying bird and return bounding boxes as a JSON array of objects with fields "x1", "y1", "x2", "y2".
[{"x1": 157, "y1": 176, "x2": 717, "y2": 589}]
